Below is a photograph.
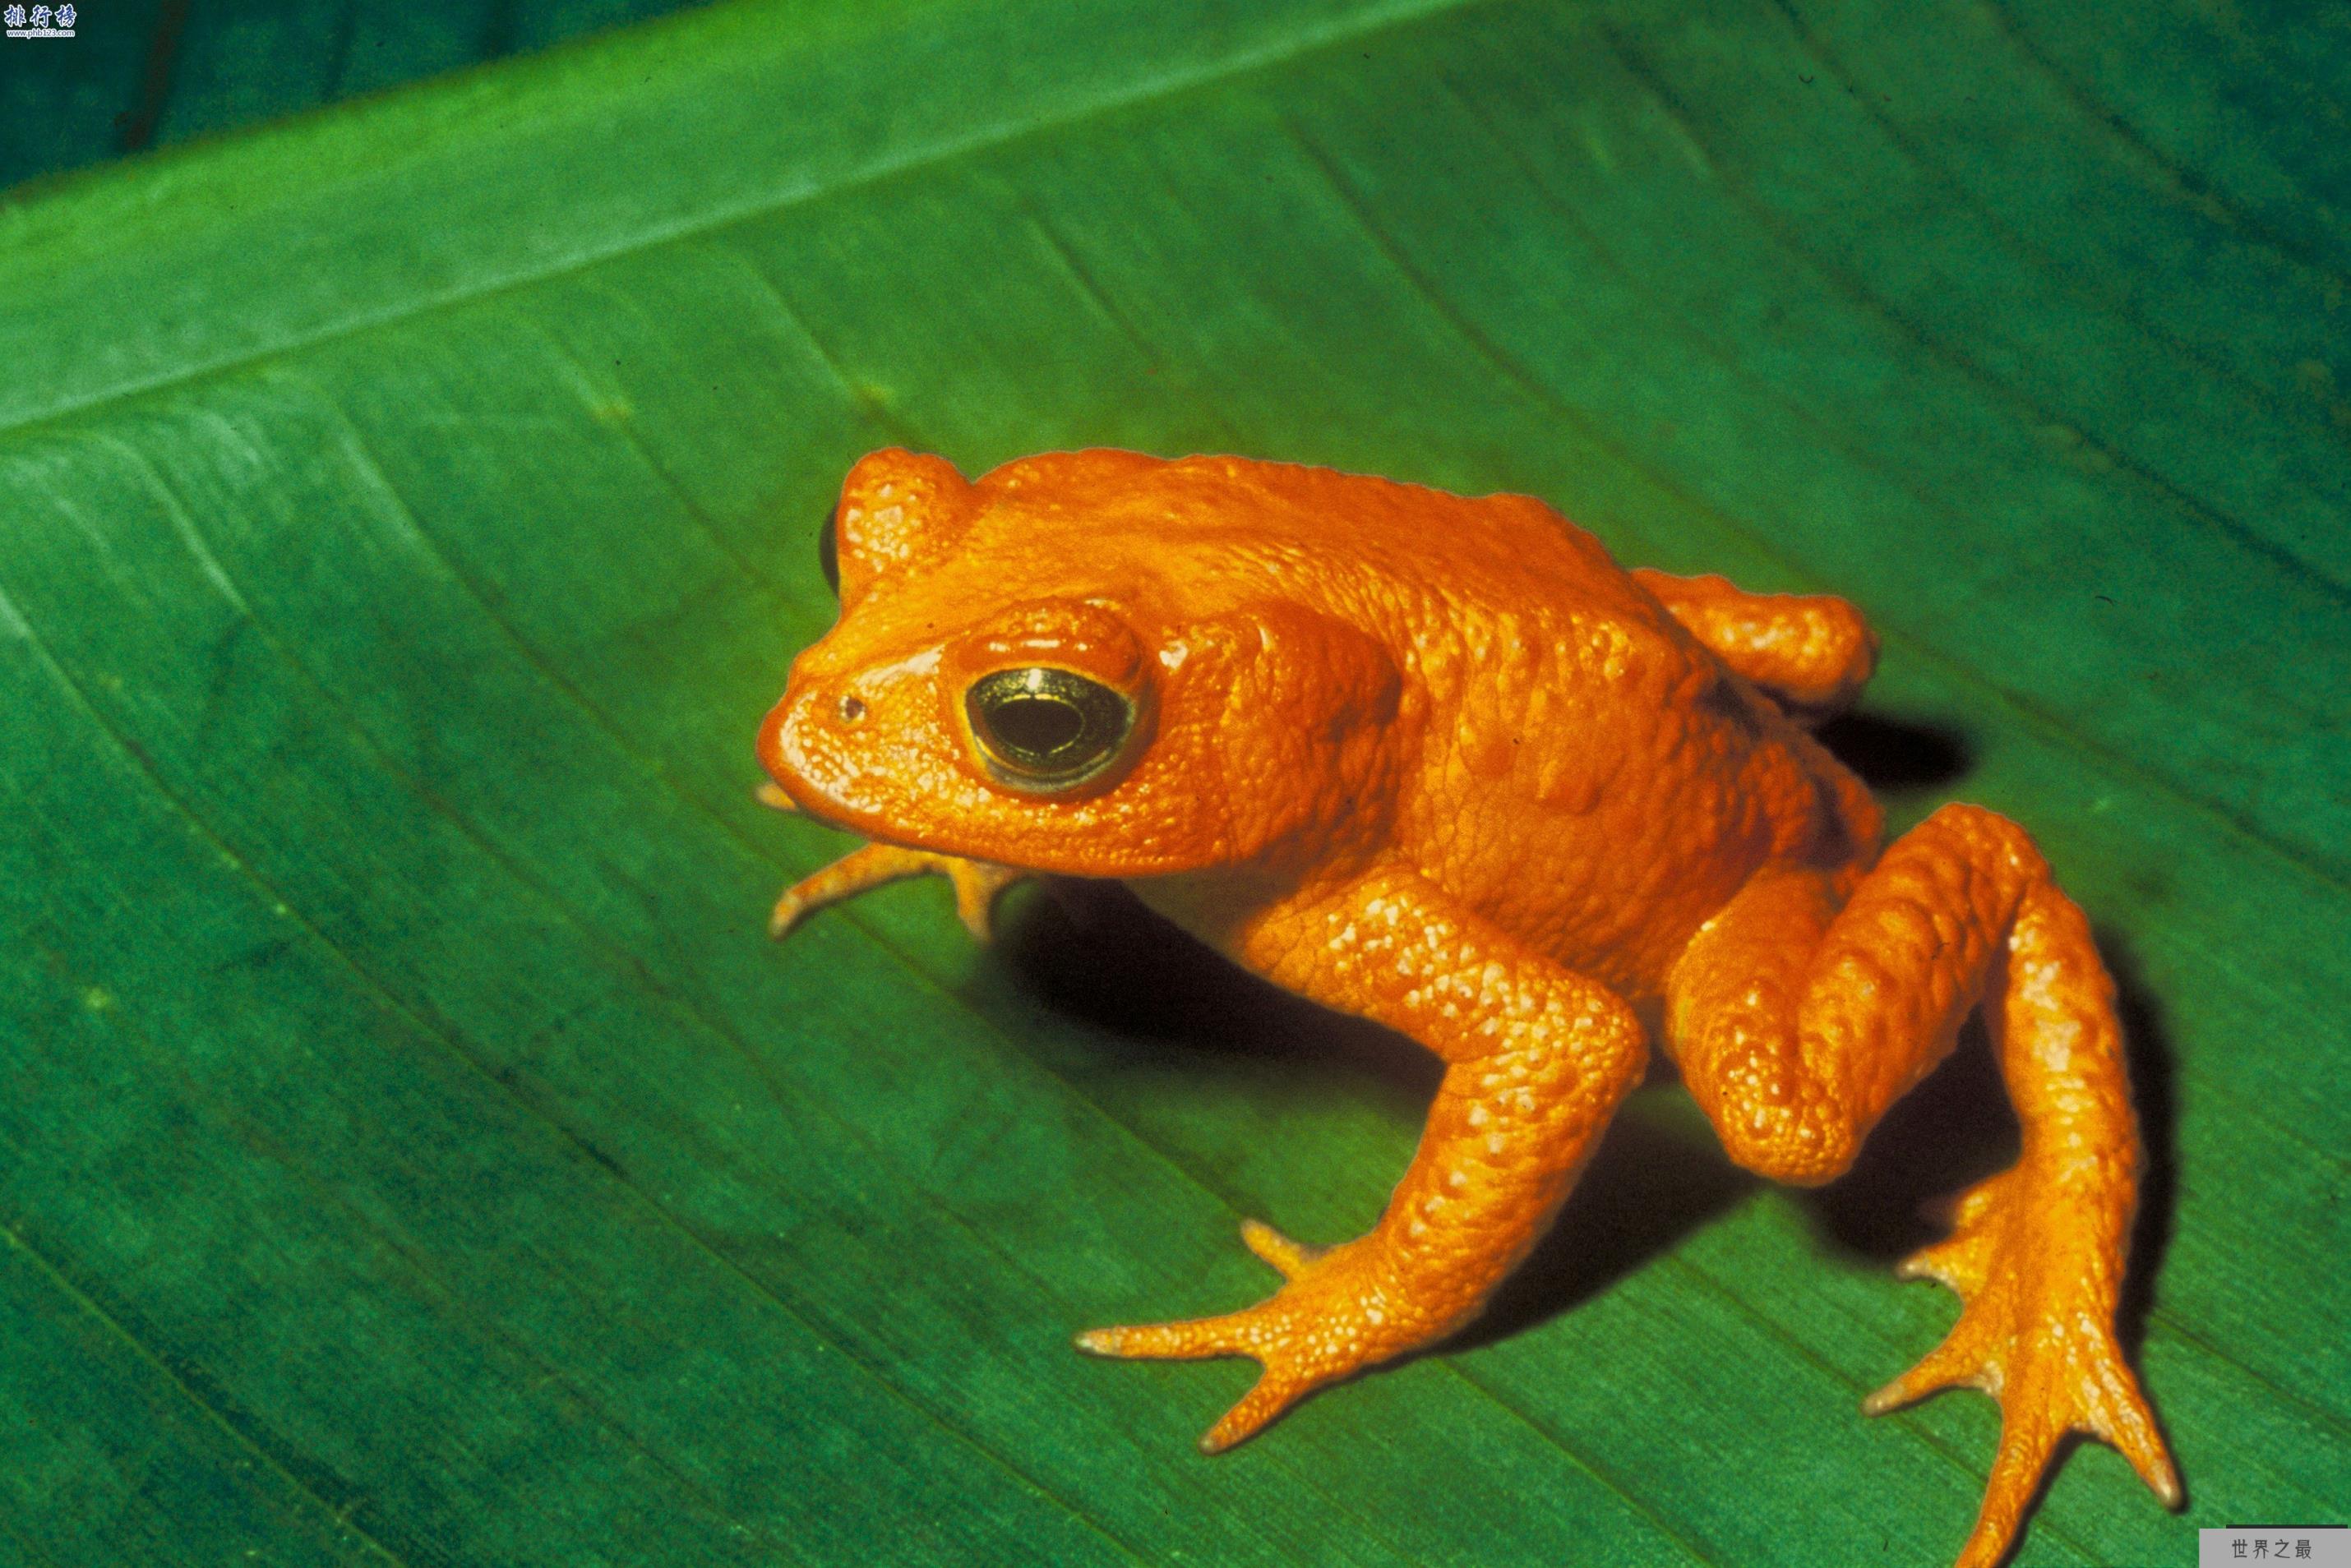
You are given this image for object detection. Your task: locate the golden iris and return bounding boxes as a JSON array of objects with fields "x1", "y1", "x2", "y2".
[{"x1": 965, "y1": 666, "x2": 1133, "y2": 790}]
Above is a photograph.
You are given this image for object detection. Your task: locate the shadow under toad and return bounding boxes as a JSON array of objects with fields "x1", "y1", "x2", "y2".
[
  {"x1": 1813, "y1": 711, "x2": 1973, "y2": 793},
  {"x1": 994, "y1": 881, "x2": 1755, "y2": 1344},
  {"x1": 2093, "y1": 929, "x2": 2180, "y2": 1360},
  {"x1": 995, "y1": 876, "x2": 1437, "y2": 1101}
]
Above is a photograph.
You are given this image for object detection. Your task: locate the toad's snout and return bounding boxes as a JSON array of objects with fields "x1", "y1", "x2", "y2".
[{"x1": 755, "y1": 676, "x2": 874, "y2": 815}]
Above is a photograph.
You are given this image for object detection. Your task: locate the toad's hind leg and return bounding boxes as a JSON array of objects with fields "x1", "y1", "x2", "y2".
[{"x1": 1665, "y1": 805, "x2": 2178, "y2": 1568}]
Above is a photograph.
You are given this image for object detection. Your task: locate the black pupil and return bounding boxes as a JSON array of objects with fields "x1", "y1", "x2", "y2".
[
  {"x1": 966, "y1": 666, "x2": 1132, "y2": 787},
  {"x1": 989, "y1": 695, "x2": 1084, "y2": 758}
]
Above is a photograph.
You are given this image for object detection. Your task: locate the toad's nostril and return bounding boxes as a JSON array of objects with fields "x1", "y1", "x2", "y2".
[{"x1": 837, "y1": 694, "x2": 868, "y2": 723}]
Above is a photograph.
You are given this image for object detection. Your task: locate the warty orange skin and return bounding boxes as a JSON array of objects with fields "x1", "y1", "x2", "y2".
[{"x1": 756, "y1": 447, "x2": 2179, "y2": 1568}]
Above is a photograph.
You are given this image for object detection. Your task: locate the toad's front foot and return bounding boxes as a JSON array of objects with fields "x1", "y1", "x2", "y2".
[
  {"x1": 1864, "y1": 1165, "x2": 2181, "y2": 1568},
  {"x1": 767, "y1": 842, "x2": 1023, "y2": 942},
  {"x1": 759, "y1": 782, "x2": 1023, "y2": 940},
  {"x1": 1077, "y1": 1220, "x2": 1439, "y2": 1454}
]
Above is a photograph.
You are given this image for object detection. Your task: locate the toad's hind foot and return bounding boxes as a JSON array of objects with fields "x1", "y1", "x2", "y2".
[
  {"x1": 1865, "y1": 1165, "x2": 2181, "y2": 1568},
  {"x1": 769, "y1": 842, "x2": 1023, "y2": 941},
  {"x1": 1076, "y1": 1221, "x2": 1425, "y2": 1455}
]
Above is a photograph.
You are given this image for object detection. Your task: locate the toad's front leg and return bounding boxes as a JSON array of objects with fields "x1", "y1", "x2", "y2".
[
  {"x1": 1079, "y1": 869, "x2": 1648, "y2": 1450},
  {"x1": 758, "y1": 783, "x2": 1023, "y2": 941}
]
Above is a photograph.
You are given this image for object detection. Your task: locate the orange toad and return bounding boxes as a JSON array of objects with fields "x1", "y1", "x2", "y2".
[{"x1": 756, "y1": 448, "x2": 2179, "y2": 1568}]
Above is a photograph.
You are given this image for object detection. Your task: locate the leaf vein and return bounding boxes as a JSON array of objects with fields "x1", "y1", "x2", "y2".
[
  {"x1": 0, "y1": 1217, "x2": 413, "y2": 1568},
  {"x1": 1, "y1": 460, "x2": 1156, "y2": 1568},
  {"x1": 1970, "y1": 0, "x2": 2351, "y2": 293}
]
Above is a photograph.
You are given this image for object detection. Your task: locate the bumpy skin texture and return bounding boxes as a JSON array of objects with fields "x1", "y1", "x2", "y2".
[{"x1": 757, "y1": 449, "x2": 2179, "y2": 1568}]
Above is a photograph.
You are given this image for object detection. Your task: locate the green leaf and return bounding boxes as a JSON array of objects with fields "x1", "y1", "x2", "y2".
[{"x1": 4, "y1": 1, "x2": 2346, "y2": 1563}]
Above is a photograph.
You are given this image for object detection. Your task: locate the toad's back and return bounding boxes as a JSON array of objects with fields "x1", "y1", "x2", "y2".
[{"x1": 968, "y1": 451, "x2": 1864, "y2": 998}]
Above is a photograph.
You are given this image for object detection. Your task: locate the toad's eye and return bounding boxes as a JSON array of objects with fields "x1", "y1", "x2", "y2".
[
  {"x1": 964, "y1": 666, "x2": 1134, "y2": 791},
  {"x1": 818, "y1": 505, "x2": 840, "y2": 596}
]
